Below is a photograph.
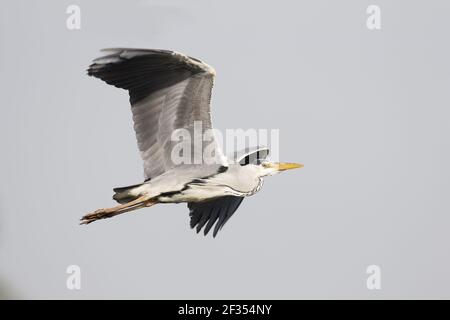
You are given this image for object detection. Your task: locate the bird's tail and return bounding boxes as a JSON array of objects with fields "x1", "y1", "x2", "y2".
[{"x1": 112, "y1": 183, "x2": 144, "y2": 204}]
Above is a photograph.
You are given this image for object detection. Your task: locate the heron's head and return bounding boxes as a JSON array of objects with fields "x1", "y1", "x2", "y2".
[{"x1": 259, "y1": 161, "x2": 304, "y2": 176}]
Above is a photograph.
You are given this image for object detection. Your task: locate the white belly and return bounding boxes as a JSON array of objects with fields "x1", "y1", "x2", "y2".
[
  {"x1": 138, "y1": 164, "x2": 263, "y2": 203},
  {"x1": 158, "y1": 182, "x2": 242, "y2": 203}
]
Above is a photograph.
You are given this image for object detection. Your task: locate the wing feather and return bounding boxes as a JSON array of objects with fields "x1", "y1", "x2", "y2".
[
  {"x1": 188, "y1": 196, "x2": 244, "y2": 237},
  {"x1": 87, "y1": 48, "x2": 225, "y2": 179}
]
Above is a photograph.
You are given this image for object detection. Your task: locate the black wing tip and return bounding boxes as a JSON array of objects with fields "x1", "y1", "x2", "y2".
[
  {"x1": 85, "y1": 47, "x2": 213, "y2": 104},
  {"x1": 188, "y1": 196, "x2": 245, "y2": 238},
  {"x1": 87, "y1": 47, "x2": 213, "y2": 77},
  {"x1": 192, "y1": 221, "x2": 218, "y2": 237},
  {"x1": 86, "y1": 65, "x2": 96, "y2": 77}
]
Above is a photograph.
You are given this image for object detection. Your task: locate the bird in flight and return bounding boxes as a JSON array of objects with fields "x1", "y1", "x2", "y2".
[{"x1": 81, "y1": 48, "x2": 303, "y2": 237}]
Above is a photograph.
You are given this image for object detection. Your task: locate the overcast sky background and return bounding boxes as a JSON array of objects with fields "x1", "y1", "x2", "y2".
[{"x1": 1, "y1": 0, "x2": 449, "y2": 299}]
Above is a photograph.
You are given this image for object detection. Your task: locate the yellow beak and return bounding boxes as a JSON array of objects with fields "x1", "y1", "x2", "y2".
[{"x1": 272, "y1": 162, "x2": 304, "y2": 171}]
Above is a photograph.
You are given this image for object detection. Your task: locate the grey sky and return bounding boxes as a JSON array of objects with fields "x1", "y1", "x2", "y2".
[{"x1": 0, "y1": 0, "x2": 449, "y2": 299}]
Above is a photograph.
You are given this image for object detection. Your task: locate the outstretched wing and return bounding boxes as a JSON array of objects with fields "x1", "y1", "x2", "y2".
[
  {"x1": 188, "y1": 196, "x2": 244, "y2": 237},
  {"x1": 87, "y1": 48, "x2": 226, "y2": 180}
]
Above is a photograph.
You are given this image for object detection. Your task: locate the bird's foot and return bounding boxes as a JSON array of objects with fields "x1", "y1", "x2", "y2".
[
  {"x1": 80, "y1": 208, "x2": 114, "y2": 225},
  {"x1": 80, "y1": 196, "x2": 156, "y2": 225}
]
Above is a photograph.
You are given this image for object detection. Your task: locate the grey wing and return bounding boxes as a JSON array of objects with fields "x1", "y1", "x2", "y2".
[
  {"x1": 87, "y1": 48, "x2": 226, "y2": 180},
  {"x1": 188, "y1": 196, "x2": 244, "y2": 237}
]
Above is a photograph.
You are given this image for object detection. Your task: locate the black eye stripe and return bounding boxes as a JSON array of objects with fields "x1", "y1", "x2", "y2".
[
  {"x1": 240, "y1": 158, "x2": 264, "y2": 166},
  {"x1": 238, "y1": 149, "x2": 270, "y2": 166}
]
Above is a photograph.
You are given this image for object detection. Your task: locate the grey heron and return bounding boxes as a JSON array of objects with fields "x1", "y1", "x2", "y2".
[{"x1": 81, "y1": 48, "x2": 303, "y2": 237}]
